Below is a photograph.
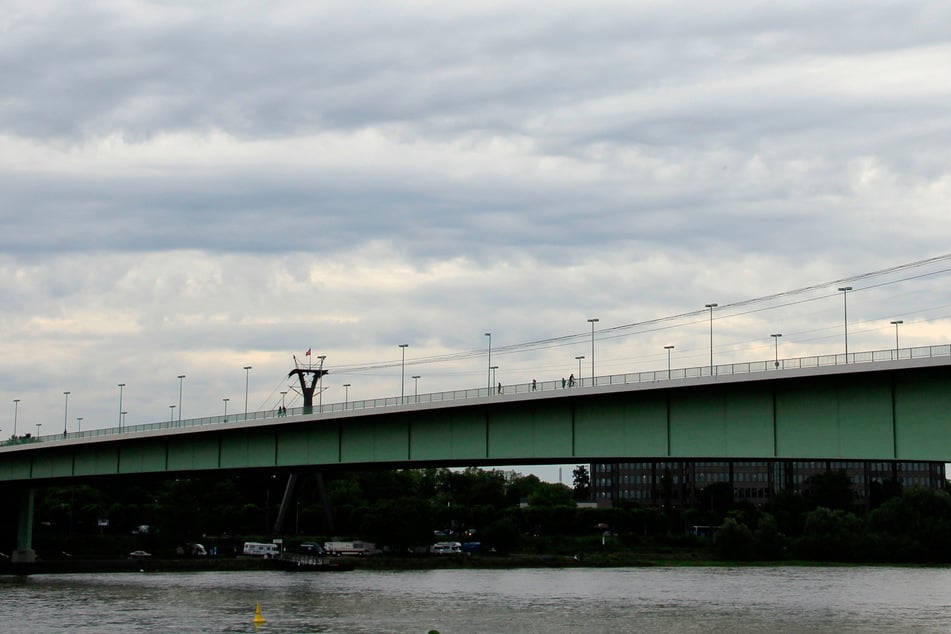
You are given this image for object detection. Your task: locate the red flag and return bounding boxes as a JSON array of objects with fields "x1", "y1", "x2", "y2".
[{"x1": 305, "y1": 348, "x2": 311, "y2": 356}]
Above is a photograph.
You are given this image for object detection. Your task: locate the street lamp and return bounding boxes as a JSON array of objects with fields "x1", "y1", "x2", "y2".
[
  {"x1": 222, "y1": 398, "x2": 229, "y2": 422},
  {"x1": 891, "y1": 320, "x2": 903, "y2": 359},
  {"x1": 121, "y1": 411, "x2": 127, "y2": 428},
  {"x1": 399, "y1": 344, "x2": 409, "y2": 403},
  {"x1": 838, "y1": 287, "x2": 852, "y2": 362},
  {"x1": 484, "y1": 333, "x2": 492, "y2": 394},
  {"x1": 839, "y1": 286, "x2": 852, "y2": 363},
  {"x1": 664, "y1": 345, "x2": 674, "y2": 379},
  {"x1": 705, "y1": 303, "x2": 718, "y2": 375},
  {"x1": 177, "y1": 375, "x2": 186, "y2": 424},
  {"x1": 575, "y1": 355, "x2": 585, "y2": 384},
  {"x1": 117, "y1": 384, "x2": 125, "y2": 431},
  {"x1": 490, "y1": 365, "x2": 498, "y2": 392},
  {"x1": 771, "y1": 334, "x2": 782, "y2": 368},
  {"x1": 243, "y1": 366, "x2": 253, "y2": 418},
  {"x1": 13, "y1": 399, "x2": 20, "y2": 438},
  {"x1": 169, "y1": 404, "x2": 176, "y2": 423},
  {"x1": 35, "y1": 423, "x2": 41, "y2": 438},
  {"x1": 587, "y1": 318, "x2": 599, "y2": 385},
  {"x1": 343, "y1": 383, "x2": 351, "y2": 410},
  {"x1": 63, "y1": 391, "x2": 70, "y2": 436},
  {"x1": 77, "y1": 417, "x2": 83, "y2": 433},
  {"x1": 412, "y1": 375, "x2": 421, "y2": 402}
]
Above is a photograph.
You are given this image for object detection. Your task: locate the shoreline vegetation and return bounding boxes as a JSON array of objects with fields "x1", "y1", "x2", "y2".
[
  {"x1": 13, "y1": 467, "x2": 951, "y2": 574},
  {"x1": 3, "y1": 550, "x2": 948, "y2": 576}
]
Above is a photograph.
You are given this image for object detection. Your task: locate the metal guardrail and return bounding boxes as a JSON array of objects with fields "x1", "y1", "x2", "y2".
[{"x1": 8, "y1": 343, "x2": 950, "y2": 446}]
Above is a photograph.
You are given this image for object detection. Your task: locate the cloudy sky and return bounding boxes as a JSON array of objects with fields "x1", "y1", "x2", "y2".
[{"x1": 3, "y1": 1, "x2": 951, "y2": 482}]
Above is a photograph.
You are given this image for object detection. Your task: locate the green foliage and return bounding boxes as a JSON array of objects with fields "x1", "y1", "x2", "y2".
[
  {"x1": 867, "y1": 487, "x2": 951, "y2": 562},
  {"x1": 795, "y1": 507, "x2": 865, "y2": 561},
  {"x1": 572, "y1": 465, "x2": 591, "y2": 500},
  {"x1": 480, "y1": 517, "x2": 520, "y2": 553},
  {"x1": 803, "y1": 471, "x2": 854, "y2": 512},
  {"x1": 713, "y1": 517, "x2": 753, "y2": 560},
  {"x1": 359, "y1": 497, "x2": 433, "y2": 551},
  {"x1": 527, "y1": 482, "x2": 573, "y2": 507}
]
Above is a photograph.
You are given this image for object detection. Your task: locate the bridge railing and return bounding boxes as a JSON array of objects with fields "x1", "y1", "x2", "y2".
[{"x1": 11, "y1": 343, "x2": 951, "y2": 445}]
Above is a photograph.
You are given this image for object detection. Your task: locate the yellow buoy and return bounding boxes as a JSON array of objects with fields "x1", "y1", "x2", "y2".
[{"x1": 254, "y1": 602, "x2": 267, "y2": 626}]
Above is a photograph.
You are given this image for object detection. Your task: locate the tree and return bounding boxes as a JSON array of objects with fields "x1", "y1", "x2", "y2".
[
  {"x1": 572, "y1": 465, "x2": 591, "y2": 500},
  {"x1": 795, "y1": 507, "x2": 865, "y2": 561},
  {"x1": 868, "y1": 487, "x2": 951, "y2": 562},
  {"x1": 713, "y1": 517, "x2": 753, "y2": 560},
  {"x1": 803, "y1": 470, "x2": 854, "y2": 512}
]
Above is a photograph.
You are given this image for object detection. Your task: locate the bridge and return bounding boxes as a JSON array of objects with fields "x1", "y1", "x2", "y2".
[{"x1": 3, "y1": 343, "x2": 951, "y2": 561}]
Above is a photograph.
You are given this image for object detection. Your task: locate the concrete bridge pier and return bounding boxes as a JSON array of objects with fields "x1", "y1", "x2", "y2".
[{"x1": 11, "y1": 488, "x2": 36, "y2": 563}]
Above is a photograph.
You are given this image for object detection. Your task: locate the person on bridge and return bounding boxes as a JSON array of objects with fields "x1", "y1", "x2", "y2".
[
  {"x1": 532, "y1": 379, "x2": 537, "y2": 391},
  {"x1": 568, "y1": 373, "x2": 575, "y2": 387},
  {"x1": 497, "y1": 382, "x2": 502, "y2": 394},
  {"x1": 562, "y1": 377, "x2": 566, "y2": 388}
]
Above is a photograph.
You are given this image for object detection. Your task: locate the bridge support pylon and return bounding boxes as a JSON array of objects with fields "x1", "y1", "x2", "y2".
[{"x1": 11, "y1": 488, "x2": 36, "y2": 563}]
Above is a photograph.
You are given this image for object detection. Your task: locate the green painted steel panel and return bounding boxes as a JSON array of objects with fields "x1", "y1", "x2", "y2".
[
  {"x1": 776, "y1": 382, "x2": 841, "y2": 457},
  {"x1": 488, "y1": 403, "x2": 572, "y2": 460},
  {"x1": 277, "y1": 424, "x2": 340, "y2": 466},
  {"x1": 777, "y1": 377, "x2": 896, "y2": 459},
  {"x1": 341, "y1": 418, "x2": 409, "y2": 464},
  {"x1": 167, "y1": 436, "x2": 220, "y2": 471},
  {"x1": 670, "y1": 387, "x2": 774, "y2": 458},
  {"x1": 119, "y1": 441, "x2": 167, "y2": 474},
  {"x1": 74, "y1": 446, "x2": 119, "y2": 476},
  {"x1": 410, "y1": 411, "x2": 486, "y2": 461},
  {"x1": 31, "y1": 451, "x2": 73, "y2": 480},
  {"x1": 574, "y1": 394, "x2": 667, "y2": 457},
  {"x1": 835, "y1": 376, "x2": 895, "y2": 459},
  {"x1": 895, "y1": 372, "x2": 951, "y2": 460},
  {"x1": 0, "y1": 455, "x2": 32, "y2": 481},
  {"x1": 221, "y1": 431, "x2": 276, "y2": 468}
]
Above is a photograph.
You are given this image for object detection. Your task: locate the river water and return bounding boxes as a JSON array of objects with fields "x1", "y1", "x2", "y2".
[{"x1": 2, "y1": 566, "x2": 950, "y2": 633}]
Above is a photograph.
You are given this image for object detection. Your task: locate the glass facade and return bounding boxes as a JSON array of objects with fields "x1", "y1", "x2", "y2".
[{"x1": 591, "y1": 459, "x2": 946, "y2": 508}]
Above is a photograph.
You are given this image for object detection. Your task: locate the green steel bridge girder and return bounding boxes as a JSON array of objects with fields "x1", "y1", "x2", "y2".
[{"x1": 3, "y1": 361, "x2": 951, "y2": 484}]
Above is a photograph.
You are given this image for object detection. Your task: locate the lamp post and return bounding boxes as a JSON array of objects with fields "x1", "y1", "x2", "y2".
[
  {"x1": 890, "y1": 320, "x2": 903, "y2": 359},
  {"x1": 575, "y1": 355, "x2": 585, "y2": 384},
  {"x1": 343, "y1": 383, "x2": 351, "y2": 410},
  {"x1": 77, "y1": 417, "x2": 83, "y2": 433},
  {"x1": 177, "y1": 375, "x2": 186, "y2": 424},
  {"x1": 222, "y1": 398, "x2": 229, "y2": 422},
  {"x1": 837, "y1": 287, "x2": 852, "y2": 362},
  {"x1": 490, "y1": 365, "x2": 498, "y2": 392},
  {"x1": 412, "y1": 375, "x2": 420, "y2": 402},
  {"x1": 121, "y1": 411, "x2": 127, "y2": 428},
  {"x1": 63, "y1": 391, "x2": 70, "y2": 436},
  {"x1": 399, "y1": 344, "x2": 408, "y2": 403},
  {"x1": 664, "y1": 345, "x2": 674, "y2": 379},
  {"x1": 705, "y1": 303, "x2": 717, "y2": 375},
  {"x1": 169, "y1": 404, "x2": 176, "y2": 423},
  {"x1": 13, "y1": 399, "x2": 19, "y2": 438},
  {"x1": 771, "y1": 334, "x2": 782, "y2": 368},
  {"x1": 484, "y1": 333, "x2": 492, "y2": 394},
  {"x1": 587, "y1": 318, "x2": 599, "y2": 385},
  {"x1": 35, "y1": 423, "x2": 41, "y2": 438},
  {"x1": 243, "y1": 366, "x2": 252, "y2": 418},
  {"x1": 117, "y1": 383, "x2": 125, "y2": 431}
]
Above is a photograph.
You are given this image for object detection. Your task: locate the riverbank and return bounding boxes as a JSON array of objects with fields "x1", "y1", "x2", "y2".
[{"x1": 0, "y1": 549, "x2": 715, "y2": 575}]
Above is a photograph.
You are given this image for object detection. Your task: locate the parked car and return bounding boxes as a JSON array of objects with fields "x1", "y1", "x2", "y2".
[{"x1": 129, "y1": 550, "x2": 151, "y2": 559}]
